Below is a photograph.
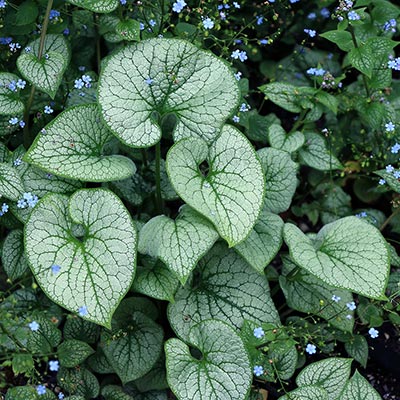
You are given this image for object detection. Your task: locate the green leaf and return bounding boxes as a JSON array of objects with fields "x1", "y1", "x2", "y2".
[
  {"x1": 374, "y1": 169, "x2": 400, "y2": 192},
  {"x1": 296, "y1": 358, "x2": 352, "y2": 399},
  {"x1": 0, "y1": 162, "x2": 24, "y2": 201},
  {"x1": 278, "y1": 386, "x2": 328, "y2": 400},
  {"x1": 134, "y1": 355, "x2": 169, "y2": 392},
  {"x1": 166, "y1": 125, "x2": 264, "y2": 247},
  {"x1": 12, "y1": 353, "x2": 34, "y2": 375},
  {"x1": 268, "y1": 124, "x2": 305, "y2": 153},
  {"x1": 6, "y1": 386, "x2": 56, "y2": 400},
  {"x1": 168, "y1": 242, "x2": 280, "y2": 340},
  {"x1": 58, "y1": 339, "x2": 95, "y2": 367},
  {"x1": 165, "y1": 319, "x2": 252, "y2": 400},
  {"x1": 98, "y1": 38, "x2": 240, "y2": 147},
  {"x1": 67, "y1": 0, "x2": 119, "y2": 13},
  {"x1": 24, "y1": 104, "x2": 136, "y2": 182},
  {"x1": 27, "y1": 316, "x2": 62, "y2": 354},
  {"x1": 15, "y1": 1, "x2": 39, "y2": 26},
  {"x1": 299, "y1": 132, "x2": 342, "y2": 171},
  {"x1": 269, "y1": 342, "x2": 298, "y2": 380},
  {"x1": 101, "y1": 311, "x2": 164, "y2": 384},
  {"x1": 279, "y1": 255, "x2": 354, "y2": 332},
  {"x1": 239, "y1": 110, "x2": 279, "y2": 143},
  {"x1": 344, "y1": 335, "x2": 368, "y2": 368},
  {"x1": 132, "y1": 260, "x2": 180, "y2": 302},
  {"x1": 138, "y1": 205, "x2": 218, "y2": 284},
  {"x1": 17, "y1": 51, "x2": 67, "y2": 99},
  {"x1": 260, "y1": 82, "x2": 302, "y2": 113},
  {"x1": 116, "y1": 19, "x2": 141, "y2": 41},
  {"x1": 0, "y1": 73, "x2": 25, "y2": 115},
  {"x1": 87, "y1": 348, "x2": 115, "y2": 374},
  {"x1": 258, "y1": 147, "x2": 298, "y2": 214},
  {"x1": 63, "y1": 317, "x2": 100, "y2": 344},
  {"x1": 320, "y1": 30, "x2": 354, "y2": 52},
  {"x1": 102, "y1": 384, "x2": 167, "y2": 400},
  {"x1": 2, "y1": 229, "x2": 28, "y2": 280},
  {"x1": 234, "y1": 207, "x2": 283, "y2": 273},
  {"x1": 284, "y1": 216, "x2": 390, "y2": 299},
  {"x1": 340, "y1": 371, "x2": 382, "y2": 400},
  {"x1": 24, "y1": 189, "x2": 137, "y2": 328},
  {"x1": 58, "y1": 367, "x2": 100, "y2": 398}
]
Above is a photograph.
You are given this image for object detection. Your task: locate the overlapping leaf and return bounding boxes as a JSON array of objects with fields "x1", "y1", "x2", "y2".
[
  {"x1": 98, "y1": 38, "x2": 240, "y2": 147},
  {"x1": 284, "y1": 216, "x2": 389, "y2": 298},
  {"x1": 67, "y1": 0, "x2": 119, "y2": 13},
  {"x1": 165, "y1": 320, "x2": 252, "y2": 400},
  {"x1": 0, "y1": 163, "x2": 24, "y2": 201},
  {"x1": 24, "y1": 189, "x2": 137, "y2": 327},
  {"x1": 138, "y1": 206, "x2": 219, "y2": 283},
  {"x1": 24, "y1": 104, "x2": 136, "y2": 182},
  {"x1": 2, "y1": 229, "x2": 28, "y2": 281},
  {"x1": 168, "y1": 242, "x2": 280, "y2": 340},
  {"x1": 0, "y1": 72, "x2": 25, "y2": 115},
  {"x1": 167, "y1": 125, "x2": 264, "y2": 246}
]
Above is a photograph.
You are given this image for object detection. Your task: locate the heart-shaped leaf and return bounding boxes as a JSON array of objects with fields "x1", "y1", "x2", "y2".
[
  {"x1": 0, "y1": 73, "x2": 25, "y2": 115},
  {"x1": 234, "y1": 207, "x2": 283, "y2": 273},
  {"x1": 24, "y1": 188, "x2": 137, "y2": 328},
  {"x1": 165, "y1": 319, "x2": 252, "y2": 400},
  {"x1": 5, "y1": 386, "x2": 57, "y2": 400},
  {"x1": 29, "y1": 34, "x2": 71, "y2": 63},
  {"x1": 116, "y1": 19, "x2": 141, "y2": 41},
  {"x1": 167, "y1": 125, "x2": 264, "y2": 247},
  {"x1": 344, "y1": 336, "x2": 368, "y2": 368},
  {"x1": 17, "y1": 51, "x2": 68, "y2": 99},
  {"x1": 2, "y1": 229, "x2": 28, "y2": 281},
  {"x1": 138, "y1": 205, "x2": 219, "y2": 284},
  {"x1": 268, "y1": 124, "x2": 305, "y2": 153},
  {"x1": 24, "y1": 104, "x2": 136, "y2": 182},
  {"x1": 168, "y1": 242, "x2": 280, "y2": 340},
  {"x1": 0, "y1": 162, "x2": 24, "y2": 201},
  {"x1": 58, "y1": 339, "x2": 95, "y2": 368},
  {"x1": 284, "y1": 216, "x2": 390, "y2": 299},
  {"x1": 340, "y1": 371, "x2": 382, "y2": 400},
  {"x1": 98, "y1": 38, "x2": 240, "y2": 147},
  {"x1": 57, "y1": 367, "x2": 99, "y2": 398},
  {"x1": 296, "y1": 358, "x2": 352, "y2": 399},
  {"x1": 101, "y1": 311, "x2": 164, "y2": 384},
  {"x1": 67, "y1": 0, "x2": 119, "y2": 13},
  {"x1": 258, "y1": 147, "x2": 298, "y2": 214}
]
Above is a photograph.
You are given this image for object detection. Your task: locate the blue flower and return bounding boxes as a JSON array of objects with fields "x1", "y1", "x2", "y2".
[
  {"x1": 331, "y1": 294, "x2": 341, "y2": 302},
  {"x1": 79, "y1": 305, "x2": 88, "y2": 316},
  {"x1": 307, "y1": 12, "x2": 316, "y2": 19},
  {"x1": 383, "y1": 18, "x2": 396, "y2": 32},
  {"x1": 231, "y1": 49, "x2": 247, "y2": 62},
  {"x1": 232, "y1": 115, "x2": 240, "y2": 123},
  {"x1": 49, "y1": 360, "x2": 59, "y2": 371},
  {"x1": 44, "y1": 105, "x2": 54, "y2": 114},
  {"x1": 29, "y1": 321, "x2": 40, "y2": 331},
  {"x1": 239, "y1": 103, "x2": 250, "y2": 112},
  {"x1": 385, "y1": 121, "x2": 395, "y2": 132},
  {"x1": 0, "y1": 37, "x2": 12, "y2": 45},
  {"x1": 63, "y1": 28, "x2": 70, "y2": 36},
  {"x1": 1, "y1": 203, "x2": 9, "y2": 214},
  {"x1": 74, "y1": 78, "x2": 84, "y2": 90},
  {"x1": 346, "y1": 301, "x2": 356, "y2": 311},
  {"x1": 8, "y1": 80, "x2": 17, "y2": 91},
  {"x1": 368, "y1": 327, "x2": 379, "y2": 338},
  {"x1": 394, "y1": 171, "x2": 400, "y2": 179},
  {"x1": 49, "y1": 10, "x2": 60, "y2": 21},
  {"x1": 202, "y1": 17, "x2": 214, "y2": 30},
  {"x1": 253, "y1": 327, "x2": 265, "y2": 339},
  {"x1": 19, "y1": 120, "x2": 25, "y2": 128},
  {"x1": 304, "y1": 29, "x2": 317, "y2": 37},
  {"x1": 234, "y1": 71, "x2": 242, "y2": 80},
  {"x1": 9, "y1": 42, "x2": 21, "y2": 52},
  {"x1": 120, "y1": 0, "x2": 127, "y2": 4},
  {"x1": 9, "y1": 117, "x2": 18, "y2": 125},
  {"x1": 36, "y1": 385, "x2": 46, "y2": 396},
  {"x1": 348, "y1": 11, "x2": 360, "y2": 21},
  {"x1": 253, "y1": 365, "x2": 264, "y2": 376},
  {"x1": 320, "y1": 8, "x2": 330, "y2": 18},
  {"x1": 172, "y1": 0, "x2": 186, "y2": 13},
  {"x1": 140, "y1": 22, "x2": 145, "y2": 30},
  {"x1": 51, "y1": 264, "x2": 61, "y2": 274},
  {"x1": 391, "y1": 143, "x2": 400, "y2": 154},
  {"x1": 386, "y1": 165, "x2": 394, "y2": 173},
  {"x1": 233, "y1": 2, "x2": 240, "y2": 8},
  {"x1": 17, "y1": 199, "x2": 27, "y2": 209},
  {"x1": 0, "y1": 1, "x2": 7, "y2": 9},
  {"x1": 305, "y1": 343, "x2": 316, "y2": 354},
  {"x1": 256, "y1": 16, "x2": 263, "y2": 25},
  {"x1": 82, "y1": 74, "x2": 92, "y2": 88},
  {"x1": 58, "y1": 394, "x2": 65, "y2": 400},
  {"x1": 378, "y1": 178, "x2": 386, "y2": 185},
  {"x1": 16, "y1": 79, "x2": 26, "y2": 89},
  {"x1": 145, "y1": 77, "x2": 154, "y2": 85},
  {"x1": 149, "y1": 19, "x2": 156, "y2": 27}
]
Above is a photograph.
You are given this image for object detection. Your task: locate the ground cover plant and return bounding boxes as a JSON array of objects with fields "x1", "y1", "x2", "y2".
[{"x1": 0, "y1": 0, "x2": 399, "y2": 399}]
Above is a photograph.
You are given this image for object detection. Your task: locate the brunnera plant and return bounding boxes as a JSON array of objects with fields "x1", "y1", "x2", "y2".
[{"x1": 0, "y1": 0, "x2": 399, "y2": 399}]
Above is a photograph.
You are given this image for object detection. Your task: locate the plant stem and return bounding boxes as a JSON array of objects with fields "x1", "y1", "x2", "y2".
[
  {"x1": 380, "y1": 207, "x2": 400, "y2": 232},
  {"x1": 23, "y1": 0, "x2": 54, "y2": 149},
  {"x1": 155, "y1": 142, "x2": 163, "y2": 214}
]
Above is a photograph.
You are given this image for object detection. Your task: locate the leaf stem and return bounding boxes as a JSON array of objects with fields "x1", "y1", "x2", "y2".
[
  {"x1": 23, "y1": 0, "x2": 54, "y2": 149},
  {"x1": 380, "y1": 207, "x2": 400, "y2": 232},
  {"x1": 155, "y1": 142, "x2": 163, "y2": 214}
]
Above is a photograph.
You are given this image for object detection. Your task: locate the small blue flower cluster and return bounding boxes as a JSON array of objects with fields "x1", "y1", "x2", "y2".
[
  {"x1": 387, "y1": 56, "x2": 400, "y2": 71},
  {"x1": 232, "y1": 102, "x2": 250, "y2": 123},
  {"x1": 202, "y1": 17, "x2": 214, "y2": 30},
  {"x1": 7, "y1": 78, "x2": 26, "y2": 92},
  {"x1": 172, "y1": 0, "x2": 186, "y2": 13},
  {"x1": 0, "y1": 202, "x2": 9, "y2": 216},
  {"x1": 306, "y1": 67, "x2": 326, "y2": 76},
  {"x1": 231, "y1": 49, "x2": 248, "y2": 62},
  {"x1": 74, "y1": 74, "x2": 92, "y2": 90},
  {"x1": 383, "y1": 19, "x2": 397, "y2": 33},
  {"x1": 0, "y1": 0, "x2": 7, "y2": 8},
  {"x1": 8, "y1": 117, "x2": 25, "y2": 128},
  {"x1": 17, "y1": 192, "x2": 39, "y2": 209},
  {"x1": 49, "y1": 9, "x2": 60, "y2": 21},
  {"x1": 304, "y1": 29, "x2": 317, "y2": 38}
]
